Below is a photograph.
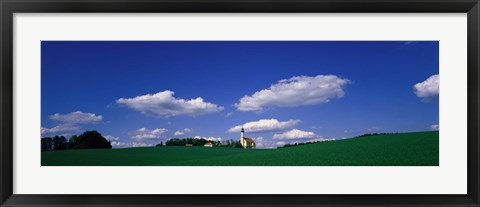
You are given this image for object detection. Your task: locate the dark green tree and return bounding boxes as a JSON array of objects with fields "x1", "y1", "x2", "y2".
[
  {"x1": 70, "y1": 130, "x2": 112, "y2": 149},
  {"x1": 68, "y1": 135, "x2": 79, "y2": 149},
  {"x1": 234, "y1": 140, "x2": 242, "y2": 148},
  {"x1": 41, "y1": 137, "x2": 53, "y2": 151},
  {"x1": 196, "y1": 138, "x2": 206, "y2": 146},
  {"x1": 52, "y1": 136, "x2": 68, "y2": 150}
]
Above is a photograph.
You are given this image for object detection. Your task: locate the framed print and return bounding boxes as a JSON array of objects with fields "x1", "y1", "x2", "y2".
[{"x1": 1, "y1": 0, "x2": 479, "y2": 206}]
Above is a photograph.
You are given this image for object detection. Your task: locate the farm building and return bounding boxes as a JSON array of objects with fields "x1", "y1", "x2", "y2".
[{"x1": 204, "y1": 142, "x2": 213, "y2": 147}]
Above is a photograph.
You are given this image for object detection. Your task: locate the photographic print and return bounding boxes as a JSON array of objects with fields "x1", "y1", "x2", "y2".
[{"x1": 41, "y1": 41, "x2": 439, "y2": 166}]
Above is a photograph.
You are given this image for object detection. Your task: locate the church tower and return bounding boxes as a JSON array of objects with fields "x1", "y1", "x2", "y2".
[
  {"x1": 240, "y1": 128, "x2": 245, "y2": 144},
  {"x1": 240, "y1": 127, "x2": 245, "y2": 148}
]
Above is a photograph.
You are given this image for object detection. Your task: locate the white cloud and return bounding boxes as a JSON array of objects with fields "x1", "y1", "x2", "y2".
[
  {"x1": 104, "y1": 135, "x2": 120, "y2": 141},
  {"x1": 227, "y1": 119, "x2": 300, "y2": 133},
  {"x1": 366, "y1": 127, "x2": 381, "y2": 133},
  {"x1": 42, "y1": 111, "x2": 103, "y2": 137},
  {"x1": 110, "y1": 141, "x2": 129, "y2": 148},
  {"x1": 116, "y1": 90, "x2": 223, "y2": 117},
  {"x1": 41, "y1": 124, "x2": 80, "y2": 137},
  {"x1": 235, "y1": 75, "x2": 350, "y2": 111},
  {"x1": 111, "y1": 141, "x2": 153, "y2": 148},
  {"x1": 253, "y1": 137, "x2": 265, "y2": 148},
  {"x1": 254, "y1": 136, "x2": 333, "y2": 148},
  {"x1": 193, "y1": 135, "x2": 222, "y2": 141},
  {"x1": 174, "y1": 128, "x2": 192, "y2": 136},
  {"x1": 273, "y1": 129, "x2": 320, "y2": 140},
  {"x1": 431, "y1": 124, "x2": 439, "y2": 131},
  {"x1": 252, "y1": 137, "x2": 277, "y2": 148},
  {"x1": 131, "y1": 128, "x2": 168, "y2": 140},
  {"x1": 308, "y1": 137, "x2": 335, "y2": 142},
  {"x1": 49, "y1": 111, "x2": 103, "y2": 124},
  {"x1": 206, "y1": 137, "x2": 222, "y2": 141},
  {"x1": 414, "y1": 74, "x2": 439, "y2": 100},
  {"x1": 132, "y1": 142, "x2": 154, "y2": 147},
  {"x1": 226, "y1": 112, "x2": 233, "y2": 117}
]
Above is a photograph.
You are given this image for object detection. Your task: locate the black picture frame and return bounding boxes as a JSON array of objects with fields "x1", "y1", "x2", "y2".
[{"x1": 1, "y1": 0, "x2": 479, "y2": 206}]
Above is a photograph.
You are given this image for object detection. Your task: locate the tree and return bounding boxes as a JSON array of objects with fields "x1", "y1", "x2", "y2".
[
  {"x1": 234, "y1": 140, "x2": 242, "y2": 148},
  {"x1": 197, "y1": 138, "x2": 206, "y2": 146},
  {"x1": 67, "y1": 135, "x2": 79, "y2": 149},
  {"x1": 52, "y1": 136, "x2": 67, "y2": 150},
  {"x1": 41, "y1": 137, "x2": 53, "y2": 151},
  {"x1": 165, "y1": 137, "x2": 210, "y2": 146},
  {"x1": 70, "y1": 130, "x2": 112, "y2": 149}
]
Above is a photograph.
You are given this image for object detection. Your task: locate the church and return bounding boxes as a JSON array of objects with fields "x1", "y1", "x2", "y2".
[{"x1": 240, "y1": 128, "x2": 255, "y2": 149}]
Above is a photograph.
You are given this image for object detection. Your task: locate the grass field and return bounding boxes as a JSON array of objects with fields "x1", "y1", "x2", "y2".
[{"x1": 41, "y1": 131, "x2": 439, "y2": 166}]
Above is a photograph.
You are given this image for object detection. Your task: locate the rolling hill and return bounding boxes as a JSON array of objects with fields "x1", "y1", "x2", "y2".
[{"x1": 41, "y1": 131, "x2": 439, "y2": 166}]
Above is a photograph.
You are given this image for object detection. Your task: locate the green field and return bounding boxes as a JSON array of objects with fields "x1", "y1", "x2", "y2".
[{"x1": 41, "y1": 131, "x2": 439, "y2": 166}]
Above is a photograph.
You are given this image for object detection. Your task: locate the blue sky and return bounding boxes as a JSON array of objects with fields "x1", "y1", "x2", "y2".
[{"x1": 41, "y1": 41, "x2": 439, "y2": 148}]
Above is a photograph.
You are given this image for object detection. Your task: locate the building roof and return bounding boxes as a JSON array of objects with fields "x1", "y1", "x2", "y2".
[
  {"x1": 244, "y1": 138, "x2": 255, "y2": 143},
  {"x1": 204, "y1": 142, "x2": 213, "y2": 145}
]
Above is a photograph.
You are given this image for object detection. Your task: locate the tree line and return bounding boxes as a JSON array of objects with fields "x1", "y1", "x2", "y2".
[
  {"x1": 278, "y1": 132, "x2": 400, "y2": 148},
  {"x1": 41, "y1": 130, "x2": 112, "y2": 151},
  {"x1": 354, "y1": 132, "x2": 398, "y2": 138},
  {"x1": 158, "y1": 138, "x2": 242, "y2": 148},
  {"x1": 278, "y1": 140, "x2": 329, "y2": 148}
]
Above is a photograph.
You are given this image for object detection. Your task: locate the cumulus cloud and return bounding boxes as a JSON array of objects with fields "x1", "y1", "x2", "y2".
[
  {"x1": 235, "y1": 75, "x2": 350, "y2": 111},
  {"x1": 131, "y1": 128, "x2": 168, "y2": 140},
  {"x1": 116, "y1": 90, "x2": 223, "y2": 117},
  {"x1": 273, "y1": 129, "x2": 320, "y2": 140},
  {"x1": 193, "y1": 135, "x2": 222, "y2": 141},
  {"x1": 253, "y1": 136, "x2": 332, "y2": 148},
  {"x1": 41, "y1": 124, "x2": 81, "y2": 137},
  {"x1": 227, "y1": 119, "x2": 300, "y2": 133},
  {"x1": 414, "y1": 74, "x2": 439, "y2": 100},
  {"x1": 431, "y1": 124, "x2": 439, "y2": 131},
  {"x1": 174, "y1": 128, "x2": 192, "y2": 136},
  {"x1": 111, "y1": 141, "x2": 153, "y2": 148},
  {"x1": 49, "y1": 111, "x2": 103, "y2": 124},
  {"x1": 366, "y1": 127, "x2": 381, "y2": 133},
  {"x1": 104, "y1": 135, "x2": 120, "y2": 141},
  {"x1": 206, "y1": 137, "x2": 222, "y2": 141},
  {"x1": 252, "y1": 137, "x2": 277, "y2": 148},
  {"x1": 253, "y1": 137, "x2": 265, "y2": 148},
  {"x1": 42, "y1": 111, "x2": 103, "y2": 137}
]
